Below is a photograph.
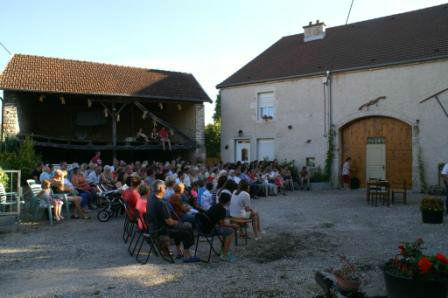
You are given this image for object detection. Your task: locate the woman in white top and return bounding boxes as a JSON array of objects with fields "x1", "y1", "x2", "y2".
[
  {"x1": 342, "y1": 157, "x2": 351, "y2": 190},
  {"x1": 229, "y1": 180, "x2": 262, "y2": 239},
  {"x1": 441, "y1": 162, "x2": 448, "y2": 213}
]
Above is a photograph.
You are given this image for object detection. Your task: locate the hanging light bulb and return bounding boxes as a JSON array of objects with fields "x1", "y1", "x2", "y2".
[
  {"x1": 38, "y1": 95, "x2": 45, "y2": 102},
  {"x1": 104, "y1": 108, "x2": 108, "y2": 117},
  {"x1": 142, "y1": 110, "x2": 148, "y2": 120},
  {"x1": 177, "y1": 104, "x2": 182, "y2": 111},
  {"x1": 60, "y1": 96, "x2": 65, "y2": 104},
  {"x1": 117, "y1": 114, "x2": 120, "y2": 122},
  {"x1": 87, "y1": 99, "x2": 92, "y2": 108},
  {"x1": 159, "y1": 103, "x2": 163, "y2": 110}
]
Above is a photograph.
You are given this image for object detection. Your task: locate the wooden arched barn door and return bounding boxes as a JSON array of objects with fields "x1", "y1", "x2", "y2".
[{"x1": 341, "y1": 117, "x2": 412, "y2": 188}]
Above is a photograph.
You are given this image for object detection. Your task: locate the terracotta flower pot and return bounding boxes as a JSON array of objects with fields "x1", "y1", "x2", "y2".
[{"x1": 335, "y1": 275, "x2": 361, "y2": 292}]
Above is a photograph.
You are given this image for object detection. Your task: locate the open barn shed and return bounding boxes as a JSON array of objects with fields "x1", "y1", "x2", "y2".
[{"x1": 0, "y1": 54, "x2": 211, "y2": 162}]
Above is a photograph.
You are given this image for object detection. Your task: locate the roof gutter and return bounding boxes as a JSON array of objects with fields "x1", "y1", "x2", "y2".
[
  {"x1": 216, "y1": 55, "x2": 448, "y2": 89},
  {"x1": 0, "y1": 88, "x2": 212, "y2": 104}
]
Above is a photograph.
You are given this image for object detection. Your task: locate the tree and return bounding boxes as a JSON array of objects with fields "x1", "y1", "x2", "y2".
[
  {"x1": 0, "y1": 136, "x2": 41, "y2": 182},
  {"x1": 205, "y1": 94, "x2": 222, "y2": 158},
  {"x1": 204, "y1": 121, "x2": 221, "y2": 158},
  {"x1": 213, "y1": 94, "x2": 221, "y2": 122}
]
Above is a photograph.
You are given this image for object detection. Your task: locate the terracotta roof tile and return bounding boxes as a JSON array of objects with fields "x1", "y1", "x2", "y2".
[
  {"x1": 0, "y1": 54, "x2": 211, "y2": 102},
  {"x1": 217, "y1": 4, "x2": 448, "y2": 88}
]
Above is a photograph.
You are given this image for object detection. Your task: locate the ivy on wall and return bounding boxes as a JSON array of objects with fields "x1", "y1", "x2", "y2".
[
  {"x1": 418, "y1": 145, "x2": 428, "y2": 193},
  {"x1": 323, "y1": 128, "x2": 335, "y2": 182}
]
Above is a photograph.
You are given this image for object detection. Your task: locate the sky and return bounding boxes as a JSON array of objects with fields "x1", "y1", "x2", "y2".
[{"x1": 0, "y1": 0, "x2": 446, "y2": 124}]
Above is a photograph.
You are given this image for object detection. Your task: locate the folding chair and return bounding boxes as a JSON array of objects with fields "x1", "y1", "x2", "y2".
[
  {"x1": 230, "y1": 217, "x2": 252, "y2": 246},
  {"x1": 391, "y1": 180, "x2": 407, "y2": 204},
  {"x1": 134, "y1": 212, "x2": 161, "y2": 264},
  {"x1": 285, "y1": 178, "x2": 295, "y2": 191},
  {"x1": 122, "y1": 201, "x2": 137, "y2": 243},
  {"x1": 194, "y1": 212, "x2": 222, "y2": 263},
  {"x1": 128, "y1": 199, "x2": 146, "y2": 256}
]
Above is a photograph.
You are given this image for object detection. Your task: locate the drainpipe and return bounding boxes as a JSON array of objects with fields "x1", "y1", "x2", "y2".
[
  {"x1": 323, "y1": 78, "x2": 327, "y2": 137},
  {"x1": 322, "y1": 71, "x2": 332, "y2": 136},
  {"x1": 327, "y1": 70, "x2": 333, "y2": 128}
]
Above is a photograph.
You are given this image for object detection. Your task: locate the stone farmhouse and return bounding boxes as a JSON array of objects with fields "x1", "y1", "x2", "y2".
[{"x1": 217, "y1": 4, "x2": 448, "y2": 189}]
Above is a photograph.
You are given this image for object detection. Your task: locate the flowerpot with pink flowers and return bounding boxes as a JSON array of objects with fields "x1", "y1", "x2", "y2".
[
  {"x1": 330, "y1": 256, "x2": 366, "y2": 295},
  {"x1": 383, "y1": 239, "x2": 448, "y2": 298}
]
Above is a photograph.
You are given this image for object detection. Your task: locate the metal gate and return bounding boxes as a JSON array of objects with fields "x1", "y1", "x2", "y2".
[{"x1": 0, "y1": 170, "x2": 22, "y2": 218}]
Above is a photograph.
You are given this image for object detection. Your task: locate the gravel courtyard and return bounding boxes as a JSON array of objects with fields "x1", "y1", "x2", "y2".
[{"x1": 1, "y1": 190, "x2": 446, "y2": 298}]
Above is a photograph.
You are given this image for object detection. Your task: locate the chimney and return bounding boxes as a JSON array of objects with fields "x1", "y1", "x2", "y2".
[{"x1": 303, "y1": 20, "x2": 326, "y2": 42}]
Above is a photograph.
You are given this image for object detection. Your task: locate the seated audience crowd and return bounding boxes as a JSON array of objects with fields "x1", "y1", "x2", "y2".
[{"x1": 33, "y1": 156, "x2": 307, "y2": 262}]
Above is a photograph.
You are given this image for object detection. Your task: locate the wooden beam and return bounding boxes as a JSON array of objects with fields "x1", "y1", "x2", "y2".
[
  {"x1": 134, "y1": 101, "x2": 195, "y2": 145},
  {"x1": 435, "y1": 95, "x2": 448, "y2": 118},
  {"x1": 111, "y1": 103, "x2": 117, "y2": 159},
  {"x1": 419, "y1": 87, "x2": 448, "y2": 103},
  {"x1": 18, "y1": 138, "x2": 194, "y2": 151}
]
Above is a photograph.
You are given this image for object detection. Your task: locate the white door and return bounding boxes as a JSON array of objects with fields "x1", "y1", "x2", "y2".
[
  {"x1": 366, "y1": 144, "x2": 386, "y2": 180},
  {"x1": 257, "y1": 139, "x2": 275, "y2": 161},
  {"x1": 235, "y1": 140, "x2": 251, "y2": 162}
]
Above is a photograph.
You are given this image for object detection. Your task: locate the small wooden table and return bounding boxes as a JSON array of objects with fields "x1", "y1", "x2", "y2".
[{"x1": 366, "y1": 179, "x2": 391, "y2": 207}]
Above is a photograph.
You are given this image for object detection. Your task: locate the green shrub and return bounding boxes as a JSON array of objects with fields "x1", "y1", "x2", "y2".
[
  {"x1": 1, "y1": 136, "x2": 20, "y2": 152},
  {"x1": 420, "y1": 196, "x2": 444, "y2": 212},
  {"x1": 310, "y1": 167, "x2": 328, "y2": 183},
  {"x1": 0, "y1": 136, "x2": 41, "y2": 183},
  {"x1": 0, "y1": 167, "x2": 9, "y2": 187},
  {"x1": 279, "y1": 160, "x2": 299, "y2": 181}
]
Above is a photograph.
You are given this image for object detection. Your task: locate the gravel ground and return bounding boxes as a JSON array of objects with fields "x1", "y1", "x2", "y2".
[{"x1": 0, "y1": 190, "x2": 447, "y2": 298}]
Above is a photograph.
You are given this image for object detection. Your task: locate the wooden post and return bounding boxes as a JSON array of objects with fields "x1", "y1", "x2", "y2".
[{"x1": 112, "y1": 103, "x2": 117, "y2": 160}]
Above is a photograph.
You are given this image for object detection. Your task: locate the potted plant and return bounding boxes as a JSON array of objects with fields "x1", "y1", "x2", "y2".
[
  {"x1": 262, "y1": 115, "x2": 273, "y2": 121},
  {"x1": 330, "y1": 256, "x2": 366, "y2": 294},
  {"x1": 310, "y1": 167, "x2": 331, "y2": 190},
  {"x1": 383, "y1": 239, "x2": 448, "y2": 298},
  {"x1": 420, "y1": 196, "x2": 444, "y2": 224}
]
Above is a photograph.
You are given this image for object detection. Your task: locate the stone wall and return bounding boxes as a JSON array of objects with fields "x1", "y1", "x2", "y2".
[
  {"x1": 1, "y1": 91, "x2": 20, "y2": 140},
  {"x1": 194, "y1": 103, "x2": 206, "y2": 161}
]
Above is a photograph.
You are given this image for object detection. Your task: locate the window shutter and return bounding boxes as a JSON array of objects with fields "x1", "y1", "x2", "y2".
[{"x1": 258, "y1": 92, "x2": 274, "y2": 107}]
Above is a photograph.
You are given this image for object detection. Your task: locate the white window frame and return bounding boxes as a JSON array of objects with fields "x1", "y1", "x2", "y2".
[{"x1": 257, "y1": 91, "x2": 275, "y2": 121}]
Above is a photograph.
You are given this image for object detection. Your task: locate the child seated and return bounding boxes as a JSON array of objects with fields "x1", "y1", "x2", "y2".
[
  {"x1": 200, "y1": 183, "x2": 213, "y2": 211},
  {"x1": 39, "y1": 180, "x2": 64, "y2": 222},
  {"x1": 206, "y1": 192, "x2": 239, "y2": 262}
]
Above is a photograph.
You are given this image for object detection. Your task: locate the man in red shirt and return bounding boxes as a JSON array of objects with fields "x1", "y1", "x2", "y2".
[
  {"x1": 91, "y1": 151, "x2": 102, "y2": 165},
  {"x1": 159, "y1": 127, "x2": 172, "y2": 151},
  {"x1": 122, "y1": 176, "x2": 142, "y2": 219}
]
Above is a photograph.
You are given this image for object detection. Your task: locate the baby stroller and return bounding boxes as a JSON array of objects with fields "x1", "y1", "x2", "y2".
[{"x1": 97, "y1": 188, "x2": 124, "y2": 222}]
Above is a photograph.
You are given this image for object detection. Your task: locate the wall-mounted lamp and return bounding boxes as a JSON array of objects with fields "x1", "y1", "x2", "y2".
[
  {"x1": 38, "y1": 95, "x2": 45, "y2": 102},
  {"x1": 225, "y1": 145, "x2": 229, "y2": 150},
  {"x1": 413, "y1": 119, "x2": 420, "y2": 136},
  {"x1": 288, "y1": 125, "x2": 293, "y2": 130},
  {"x1": 238, "y1": 130, "x2": 243, "y2": 137},
  {"x1": 306, "y1": 139, "x2": 312, "y2": 144},
  {"x1": 59, "y1": 96, "x2": 65, "y2": 104}
]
